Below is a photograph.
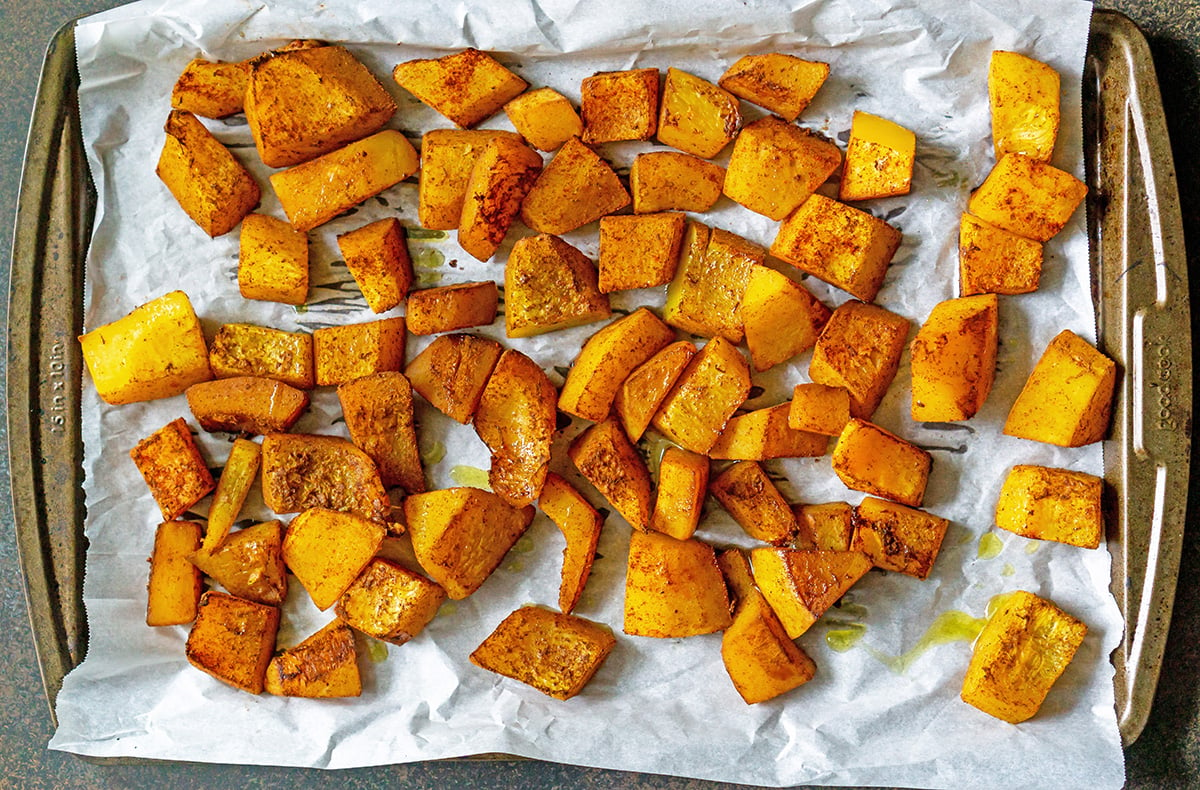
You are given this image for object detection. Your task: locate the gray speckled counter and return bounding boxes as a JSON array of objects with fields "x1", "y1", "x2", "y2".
[{"x1": 3, "y1": 1, "x2": 1197, "y2": 787}]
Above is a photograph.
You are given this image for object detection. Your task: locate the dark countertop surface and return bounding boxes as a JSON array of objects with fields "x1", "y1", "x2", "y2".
[{"x1": 3, "y1": 1, "x2": 1197, "y2": 787}]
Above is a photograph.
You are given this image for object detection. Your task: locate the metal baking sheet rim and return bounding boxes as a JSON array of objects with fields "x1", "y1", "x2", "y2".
[{"x1": 8, "y1": 8, "x2": 1188, "y2": 759}]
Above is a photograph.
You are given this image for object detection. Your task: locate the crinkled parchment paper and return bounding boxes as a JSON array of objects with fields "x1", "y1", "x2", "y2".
[{"x1": 49, "y1": 0, "x2": 1124, "y2": 786}]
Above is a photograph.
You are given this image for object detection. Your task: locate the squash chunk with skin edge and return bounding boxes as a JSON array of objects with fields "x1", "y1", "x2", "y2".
[
  {"x1": 505, "y1": 234, "x2": 611, "y2": 338},
  {"x1": 474, "y1": 349, "x2": 557, "y2": 507},
  {"x1": 260, "y1": 433, "x2": 390, "y2": 524},
  {"x1": 839, "y1": 111, "x2": 916, "y2": 201},
  {"x1": 711, "y1": 461, "x2": 797, "y2": 545},
  {"x1": 1004, "y1": 329, "x2": 1116, "y2": 447},
  {"x1": 265, "y1": 619, "x2": 361, "y2": 698},
  {"x1": 967, "y1": 153, "x2": 1087, "y2": 242},
  {"x1": 313, "y1": 316, "x2": 406, "y2": 387},
  {"x1": 629, "y1": 151, "x2": 725, "y2": 214},
  {"x1": 961, "y1": 590, "x2": 1087, "y2": 723},
  {"x1": 520, "y1": 137, "x2": 631, "y2": 235},
  {"x1": 833, "y1": 419, "x2": 932, "y2": 507},
  {"x1": 771, "y1": 193, "x2": 903, "y2": 303},
  {"x1": 147, "y1": 520, "x2": 204, "y2": 627},
  {"x1": 186, "y1": 591, "x2": 280, "y2": 694},
  {"x1": 338, "y1": 372, "x2": 426, "y2": 494},
  {"x1": 652, "y1": 336, "x2": 751, "y2": 455},
  {"x1": 809, "y1": 301, "x2": 911, "y2": 420},
  {"x1": 793, "y1": 502, "x2": 854, "y2": 552},
  {"x1": 569, "y1": 417, "x2": 653, "y2": 532},
  {"x1": 210, "y1": 323, "x2": 313, "y2": 390},
  {"x1": 404, "y1": 333, "x2": 503, "y2": 424},
  {"x1": 505, "y1": 87, "x2": 583, "y2": 151},
  {"x1": 404, "y1": 487, "x2": 535, "y2": 599},
  {"x1": 238, "y1": 214, "x2": 308, "y2": 306},
  {"x1": 959, "y1": 214, "x2": 1044, "y2": 296},
  {"x1": 198, "y1": 437, "x2": 262, "y2": 555},
  {"x1": 649, "y1": 446, "x2": 708, "y2": 540},
  {"x1": 539, "y1": 473, "x2": 605, "y2": 614},
  {"x1": 458, "y1": 135, "x2": 543, "y2": 262},
  {"x1": 657, "y1": 67, "x2": 742, "y2": 159},
  {"x1": 911, "y1": 294, "x2": 999, "y2": 422},
  {"x1": 156, "y1": 110, "x2": 261, "y2": 238},
  {"x1": 788, "y1": 383, "x2": 851, "y2": 437},
  {"x1": 172, "y1": 58, "x2": 249, "y2": 119},
  {"x1": 471, "y1": 605, "x2": 617, "y2": 700},
  {"x1": 80, "y1": 290, "x2": 213, "y2": 405},
  {"x1": 419, "y1": 129, "x2": 523, "y2": 230},
  {"x1": 335, "y1": 557, "x2": 446, "y2": 645},
  {"x1": 750, "y1": 548, "x2": 871, "y2": 639},
  {"x1": 581, "y1": 68, "x2": 660, "y2": 143},
  {"x1": 405, "y1": 281, "x2": 498, "y2": 336},
  {"x1": 989, "y1": 51, "x2": 1061, "y2": 162},
  {"x1": 994, "y1": 465, "x2": 1103, "y2": 549},
  {"x1": 851, "y1": 496, "x2": 949, "y2": 579},
  {"x1": 130, "y1": 418, "x2": 215, "y2": 522},
  {"x1": 283, "y1": 507, "x2": 385, "y2": 611},
  {"x1": 559, "y1": 307, "x2": 677, "y2": 422},
  {"x1": 723, "y1": 117, "x2": 841, "y2": 221},
  {"x1": 190, "y1": 520, "x2": 288, "y2": 606},
  {"x1": 337, "y1": 218, "x2": 413, "y2": 314},
  {"x1": 393, "y1": 48, "x2": 528, "y2": 129},
  {"x1": 615, "y1": 340, "x2": 696, "y2": 442},
  {"x1": 187, "y1": 377, "x2": 309, "y2": 436},
  {"x1": 718, "y1": 54, "x2": 829, "y2": 122},
  {"x1": 624, "y1": 531, "x2": 732, "y2": 638},
  {"x1": 271, "y1": 130, "x2": 420, "y2": 233},
  {"x1": 722, "y1": 583, "x2": 818, "y2": 704},
  {"x1": 598, "y1": 213, "x2": 687, "y2": 293},
  {"x1": 664, "y1": 223, "x2": 764, "y2": 343},
  {"x1": 709, "y1": 403, "x2": 828, "y2": 461},
  {"x1": 741, "y1": 266, "x2": 831, "y2": 372}
]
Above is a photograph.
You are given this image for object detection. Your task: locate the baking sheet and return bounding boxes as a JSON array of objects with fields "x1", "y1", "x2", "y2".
[{"x1": 10, "y1": 0, "x2": 1145, "y2": 787}]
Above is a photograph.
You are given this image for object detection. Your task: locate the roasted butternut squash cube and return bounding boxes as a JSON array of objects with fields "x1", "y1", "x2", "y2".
[
  {"x1": 852, "y1": 497, "x2": 948, "y2": 579},
  {"x1": 793, "y1": 502, "x2": 854, "y2": 551},
  {"x1": 788, "y1": 383, "x2": 851, "y2": 437},
  {"x1": 598, "y1": 213, "x2": 687, "y2": 293},
  {"x1": 1003, "y1": 330, "x2": 1116, "y2": 447},
  {"x1": 624, "y1": 531, "x2": 731, "y2": 638},
  {"x1": 664, "y1": 223, "x2": 763, "y2": 343},
  {"x1": 750, "y1": 548, "x2": 871, "y2": 639},
  {"x1": 967, "y1": 153, "x2": 1087, "y2": 242},
  {"x1": 171, "y1": 58, "x2": 249, "y2": 119},
  {"x1": 629, "y1": 151, "x2": 725, "y2": 214},
  {"x1": 559, "y1": 307, "x2": 677, "y2": 422},
  {"x1": 657, "y1": 67, "x2": 741, "y2": 159},
  {"x1": 406, "y1": 281, "x2": 498, "y2": 336},
  {"x1": 723, "y1": 117, "x2": 841, "y2": 221},
  {"x1": 338, "y1": 372, "x2": 425, "y2": 493},
  {"x1": 191, "y1": 520, "x2": 287, "y2": 606},
  {"x1": 839, "y1": 111, "x2": 915, "y2": 201},
  {"x1": 471, "y1": 605, "x2": 616, "y2": 700},
  {"x1": 265, "y1": 619, "x2": 361, "y2": 698},
  {"x1": 131, "y1": 418, "x2": 215, "y2": 522},
  {"x1": 911, "y1": 294, "x2": 999, "y2": 422},
  {"x1": 833, "y1": 419, "x2": 931, "y2": 507},
  {"x1": 716, "y1": 546, "x2": 758, "y2": 606},
  {"x1": 418, "y1": 129, "x2": 523, "y2": 230},
  {"x1": 156, "y1": 110, "x2": 260, "y2": 237},
  {"x1": 457, "y1": 135, "x2": 543, "y2": 262},
  {"x1": 504, "y1": 87, "x2": 583, "y2": 151},
  {"x1": 79, "y1": 290, "x2": 212, "y2": 405},
  {"x1": 961, "y1": 590, "x2": 1087, "y2": 723},
  {"x1": 722, "y1": 591, "x2": 818, "y2": 704},
  {"x1": 260, "y1": 433, "x2": 390, "y2": 523},
  {"x1": 283, "y1": 507, "x2": 385, "y2": 610},
  {"x1": 198, "y1": 437, "x2": 262, "y2": 555},
  {"x1": 505, "y1": 234, "x2": 611, "y2": 338},
  {"x1": 185, "y1": 591, "x2": 280, "y2": 694},
  {"x1": 652, "y1": 336, "x2": 751, "y2": 455},
  {"x1": 569, "y1": 417, "x2": 652, "y2": 531},
  {"x1": 771, "y1": 193, "x2": 903, "y2": 303},
  {"x1": 959, "y1": 213, "x2": 1044, "y2": 296},
  {"x1": 337, "y1": 218, "x2": 413, "y2": 313},
  {"x1": 335, "y1": 557, "x2": 446, "y2": 644},
  {"x1": 615, "y1": 340, "x2": 696, "y2": 442},
  {"x1": 238, "y1": 213, "x2": 308, "y2": 306},
  {"x1": 711, "y1": 461, "x2": 797, "y2": 545},
  {"x1": 313, "y1": 316, "x2": 406, "y2": 387},
  {"x1": 404, "y1": 487, "x2": 535, "y2": 599},
  {"x1": 474, "y1": 349, "x2": 557, "y2": 506},
  {"x1": 994, "y1": 465, "x2": 1103, "y2": 549},
  {"x1": 740, "y1": 266, "x2": 831, "y2": 372},
  {"x1": 404, "y1": 333, "x2": 503, "y2": 423},
  {"x1": 809, "y1": 301, "x2": 910, "y2": 419},
  {"x1": 718, "y1": 53, "x2": 829, "y2": 122},
  {"x1": 539, "y1": 473, "x2": 605, "y2": 614},
  {"x1": 709, "y1": 403, "x2": 828, "y2": 461},
  {"x1": 989, "y1": 51, "x2": 1061, "y2": 162},
  {"x1": 186, "y1": 376, "x2": 308, "y2": 436},
  {"x1": 649, "y1": 446, "x2": 708, "y2": 540},
  {"x1": 209, "y1": 323, "x2": 313, "y2": 390},
  {"x1": 520, "y1": 137, "x2": 630, "y2": 234},
  {"x1": 581, "y1": 68, "x2": 660, "y2": 143},
  {"x1": 393, "y1": 48, "x2": 527, "y2": 128},
  {"x1": 146, "y1": 520, "x2": 204, "y2": 626}
]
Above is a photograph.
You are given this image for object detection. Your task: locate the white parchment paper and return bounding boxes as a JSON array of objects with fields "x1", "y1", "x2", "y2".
[{"x1": 51, "y1": 0, "x2": 1125, "y2": 787}]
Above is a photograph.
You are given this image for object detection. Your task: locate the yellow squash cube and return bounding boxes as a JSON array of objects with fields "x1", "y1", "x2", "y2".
[
  {"x1": 723, "y1": 117, "x2": 841, "y2": 220},
  {"x1": 190, "y1": 520, "x2": 287, "y2": 606},
  {"x1": 393, "y1": 48, "x2": 527, "y2": 128},
  {"x1": 788, "y1": 383, "x2": 851, "y2": 437},
  {"x1": 649, "y1": 446, "x2": 709, "y2": 540},
  {"x1": 722, "y1": 592, "x2": 818, "y2": 704},
  {"x1": 851, "y1": 497, "x2": 948, "y2": 579},
  {"x1": 539, "y1": 473, "x2": 605, "y2": 614},
  {"x1": 656, "y1": 67, "x2": 742, "y2": 159},
  {"x1": 959, "y1": 213, "x2": 1044, "y2": 296},
  {"x1": 264, "y1": 619, "x2": 361, "y2": 698},
  {"x1": 581, "y1": 68, "x2": 660, "y2": 143},
  {"x1": 809, "y1": 301, "x2": 910, "y2": 419},
  {"x1": 146, "y1": 520, "x2": 204, "y2": 626},
  {"x1": 335, "y1": 558, "x2": 447, "y2": 644},
  {"x1": 624, "y1": 531, "x2": 731, "y2": 638},
  {"x1": 337, "y1": 371, "x2": 425, "y2": 493},
  {"x1": 710, "y1": 461, "x2": 797, "y2": 545},
  {"x1": 457, "y1": 135, "x2": 544, "y2": 261},
  {"x1": 504, "y1": 87, "x2": 583, "y2": 151},
  {"x1": 337, "y1": 218, "x2": 413, "y2": 314},
  {"x1": 520, "y1": 136, "x2": 630, "y2": 234},
  {"x1": 750, "y1": 548, "x2": 871, "y2": 639},
  {"x1": 171, "y1": 58, "x2": 249, "y2": 119},
  {"x1": 910, "y1": 294, "x2": 998, "y2": 422},
  {"x1": 185, "y1": 591, "x2": 279, "y2": 694},
  {"x1": 598, "y1": 212, "x2": 686, "y2": 293},
  {"x1": 718, "y1": 53, "x2": 829, "y2": 121},
  {"x1": 209, "y1": 323, "x2": 313, "y2": 390},
  {"x1": 664, "y1": 223, "x2": 764, "y2": 343},
  {"x1": 187, "y1": 375, "x2": 309, "y2": 436},
  {"x1": 651, "y1": 336, "x2": 751, "y2": 455},
  {"x1": 418, "y1": 129, "x2": 523, "y2": 230},
  {"x1": 260, "y1": 433, "x2": 390, "y2": 523},
  {"x1": 505, "y1": 234, "x2": 611, "y2": 338},
  {"x1": 404, "y1": 333, "x2": 502, "y2": 423},
  {"x1": 839, "y1": 111, "x2": 915, "y2": 201},
  {"x1": 405, "y1": 281, "x2": 498, "y2": 336},
  {"x1": 709, "y1": 403, "x2": 828, "y2": 461},
  {"x1": 994, "y1": 465, "x2": 1103, "y2": 549},
  {"x1": 238, "y1": 214, "x2": 308, "y2": 306},
  {"x1": 793, "y1": 502, "x2": 853, "y2": 551},
  {"x1": 156, "y1": 110, "x2": 260, "y2": 237},
  {"x1": 569, "y1": 417, "x2": 653, "y2": 531},
  {"x1": 967, "y1": 153, "x2": 1087, "y2": 242},
  {"x1": 283, "y1": 507, "x2": 386, "y2": 610},
  {"x1": 614, "y1": 340, "x2": 696, "y2": 442},
  {"x1": 313, "y1": 316, "x2": 406, "y2": 387},
  {"x1": 989, "y1": 51, "x2": 1061, "y2": 162},
  {"x1": 740, "y1": 266, "x2": 831, "y2": 372},
  {"x1": 629, "y1": 151, "x2": 725, "y2": 214},
  {"x1": 195, "y1": 438, "x2": 263, "y2": 554},
  {"x1": 130, "y1": 417, "x2": 215, "y2": 522},
  {"x1": 832, "y1": 419, "x2": 931, "y2": 507}
]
